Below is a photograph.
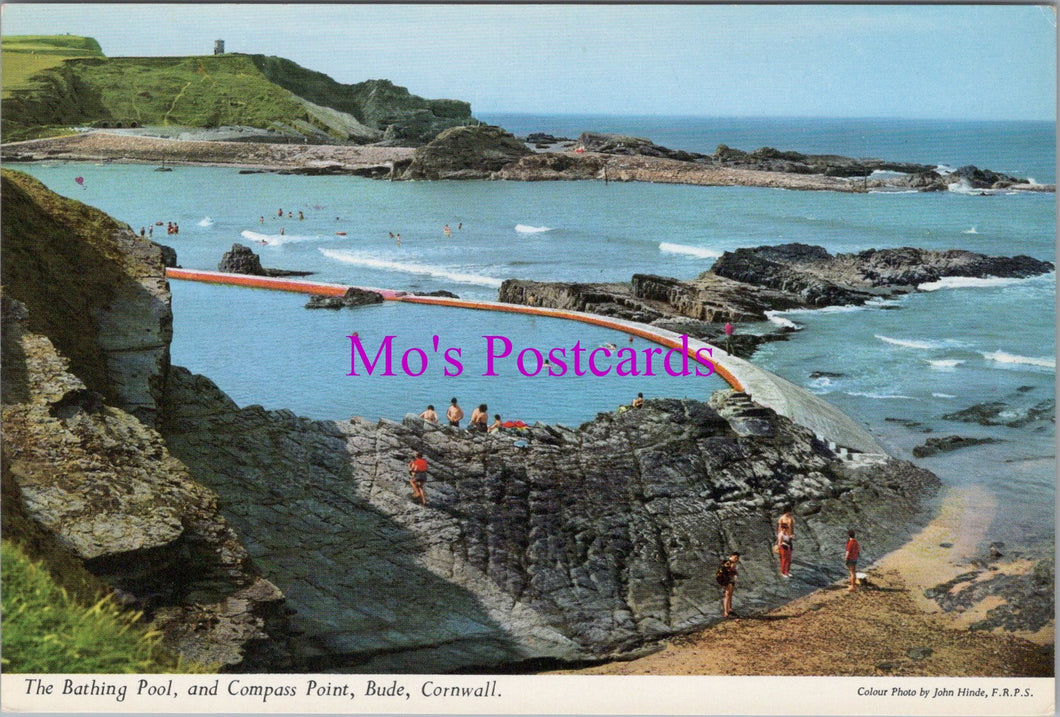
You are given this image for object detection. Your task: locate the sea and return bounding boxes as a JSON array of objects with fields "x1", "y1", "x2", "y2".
[{"x1": 14, "y1": 115, "x2": 1056, "y2": 550}]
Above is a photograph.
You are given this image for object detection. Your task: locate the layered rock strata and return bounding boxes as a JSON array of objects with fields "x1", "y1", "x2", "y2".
[
  {"x1": 1, "y1": 169, "x2": 173, "y2": 425},
  {"x1": 162, "y1": 365, "x2": 939, "y2": 671},
  {"x1": 499, "y1": 244, "x2": 1055, "y2": 340},
  {"x1": 1, "y1": 294, "x2": 289, "y2": 669}
]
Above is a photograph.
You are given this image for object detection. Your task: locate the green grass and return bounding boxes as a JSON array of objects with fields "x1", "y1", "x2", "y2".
[
  {"x1": 2, "y1": 51, "x2": 316, "y2": 140},
  {"x1": 2, "y1": 35, "x2": 104, "y2": 98},
  {"x1": 1, "y1": 541, "x2": 209, "y2": 673}
]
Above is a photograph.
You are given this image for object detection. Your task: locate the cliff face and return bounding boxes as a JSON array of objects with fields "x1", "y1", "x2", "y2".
[
  {"x1": 162, "y1": 366, "x2": 939, "y2": 671},
  {"x1": 0, "y1": 171, "x2": 289, "y2": 669},
  {"x1": 1, "y1": 170, "x2": 172, "y2": 425},
  {"x1": 1, "y1": 295, "x2": 289, "y2": 669}
]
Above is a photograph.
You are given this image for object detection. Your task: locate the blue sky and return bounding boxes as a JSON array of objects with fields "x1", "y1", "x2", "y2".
[{"x1": 2, "y1": 4, "x2": 1055, "y2": 120}]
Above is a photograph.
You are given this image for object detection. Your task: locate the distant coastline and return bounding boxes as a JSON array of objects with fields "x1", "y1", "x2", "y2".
[{"x1": 3, "y1": 129, "x2": 1053, "y2": 194}]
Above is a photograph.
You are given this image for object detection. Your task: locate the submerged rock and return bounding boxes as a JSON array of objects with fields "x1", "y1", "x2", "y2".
[
  {"x1": 305, "y1": 287, "x2": 384, "y2": 309},
  {"x1": 911, "y1": 435, "x2": 1000, "y2": 458}
]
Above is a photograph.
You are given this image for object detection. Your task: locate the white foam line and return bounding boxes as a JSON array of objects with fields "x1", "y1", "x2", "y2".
[{"x1": 320, "y1": 248, "x2": 503, "y2": 288}]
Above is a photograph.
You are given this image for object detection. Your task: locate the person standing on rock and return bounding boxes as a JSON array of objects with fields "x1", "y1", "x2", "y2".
[
  {"x1": 777, "y1": 509, "x2": 794, "y2": 578},
  {"x1": 845, "y1": 530, "x2": 860, "y2": 592},
  {"x1": 716, "y1": 552, "x2": 740, "y2": 618},
  {"x1": 724, "y1": 320, "x2": 735, "y2": 355},
  {"x1": 408, "y1": 452, "x2": 428, "y2": 506},
  {"x1": 446, "y1": 397, "x2": 464, "y2": 427}
]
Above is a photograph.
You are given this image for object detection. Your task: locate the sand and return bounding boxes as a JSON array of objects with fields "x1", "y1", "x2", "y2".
[{"x1": 551, "y1": 486, "x2": 1053, "y2": 677}]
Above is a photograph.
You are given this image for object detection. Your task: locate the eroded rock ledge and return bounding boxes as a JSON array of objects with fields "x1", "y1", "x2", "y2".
[
  {"x1": 1, "y1": 295, "x2": 290, "y2": 669},
  {"x1": 498, "y1": 243, "x2": 1055, "y2": 348},
  {"x1": 161, "y1": 365, "x2": 939, "y2": 672}
]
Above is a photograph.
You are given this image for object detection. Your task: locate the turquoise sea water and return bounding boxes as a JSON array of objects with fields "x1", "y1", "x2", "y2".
[{"x1": 14, "y1": 116, "x2": 1056, "y2": 545}]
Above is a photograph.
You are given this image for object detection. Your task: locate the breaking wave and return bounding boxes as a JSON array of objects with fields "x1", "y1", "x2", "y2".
[
  {"x1": 659, "y1": 242, "x2": 722, "y2": 259},
  {"x1": 319, "y1": 248, "x2": 503, "y2": 288},
  {"x1": 515, "y1": 224, "x2": 551, "y2": 234}
]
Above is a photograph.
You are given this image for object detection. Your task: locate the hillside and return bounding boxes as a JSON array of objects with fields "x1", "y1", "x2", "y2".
[
  {"x1": 1, "y1": 35, "x2": 479, "y2": 144},
  {"x1": 1, "y1": 35, "x2": 104, "y2": 98}
]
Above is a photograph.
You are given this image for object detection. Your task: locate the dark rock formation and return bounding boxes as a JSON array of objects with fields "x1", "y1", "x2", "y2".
[
  {"x1": 414, "y1": 289, "x2": 461, "y2": 299},
  {"x1": 162, "y1": 365, "x2": 940, "y2": 671},
  {"x1": 218, "y1": 243, "x2": 266, "y2": 276},
  {"x1": 912, "y1": 435, "x2": 1000, "y2": 458},
  {"x1": 711, "y1": 144, "x2": 937, "y2": 178},
  {"x1": 942, "y1": 399, "x2": 1056, "y2": 428},
  {"x1": 305, "y1": 287, "x2": 384, "y2": 309},
  {"x1": 578, "y1": 132, "x2": 707, "y2": 163},
  {"x1": 497, "y1": 244, "x2": 1053, "y2": 356},
  {"x1": 710, "y1": 244, "x2": 1054, "y2": 307},
  {"x1": 399, "y1": 125, "x2": 533, "y2": 180},
  {"x1": 1, "y1": 169, "x2": 172, "y2": 426},
  {"x1": 925, "y1": 556, "x2": 1054, "y2": 635},
  {"x1": 217, "y1": 244, "x2": 313, "y2": 278},
  {"x1": 1, "y1": 294, "x2": 290, "y2": 669}
]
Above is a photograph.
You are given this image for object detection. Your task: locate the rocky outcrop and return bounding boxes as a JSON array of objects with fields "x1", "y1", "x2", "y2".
[
  {"x1": 218, "y1": 243, "x2": 267, "y2": 275},
  {"x1": 911, "y1": 436, "x2": 1000, "y2": 458},
  {"x1": 498, "y1": 244, "x2": 1054, "y2": 354},
  {"x1": 305, "y1": 287, "x2": 384, "y2": 309},
  {"x1": 711, "y1": 244, "x2": 1055, "y2": 300},
  {"x1": 399, "y1": 125, "x2": 533, "y2": 180},
  {"x1": 578, "y1": 132, "x2": 707, "y2": 163},
  {"x1": 217, "y1": 244, "x2": 313, "y2": 278},
  {"x1": 162, "y1": 365, "x2": 940, "y2": 671},
  {"x1": 1, "y1": 294, "x2": 290, "y2": 669},
  {"x1": 712, "y1": 144, "x2": 936, "y2": 178},
  {"x1": 1, "y1": 169, "x2": 172, "y2": 425}
]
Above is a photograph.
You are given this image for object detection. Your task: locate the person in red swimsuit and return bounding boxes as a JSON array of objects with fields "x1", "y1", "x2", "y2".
[
  {"x1": 845, "y1": 529, "x2": 860, "y2": 592},
  {"x1": 408, "y1": 452, "x2": 428, "y2": 506}
]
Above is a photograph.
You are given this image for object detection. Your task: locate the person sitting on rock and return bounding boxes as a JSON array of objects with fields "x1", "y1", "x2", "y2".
[
  {"x1": 632, "y1": 392, "x2": 645, "y2": 409},
  {"x1": 419, "y1": 405, "x2": 438, "y2": 423},
  {"x1": 408, "y1": 452, "x2": 428, "y2": 506},
  {"x1": 488, "y1": 414, "x2": 502, "y2": 433},
  {"x1": 469, "y1": 404, "x2": 489, "y2": 432}
]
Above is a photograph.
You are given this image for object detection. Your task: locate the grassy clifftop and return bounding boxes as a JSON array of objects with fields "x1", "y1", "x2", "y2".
[
  {"x1": 2, "y1": 35, "x2": 478, "y2": 144},
  {"x1": 1, "y1": 35, "x2": 104, "y2": 97}
]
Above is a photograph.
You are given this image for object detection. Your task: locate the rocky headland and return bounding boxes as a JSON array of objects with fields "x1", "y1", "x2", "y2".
[
  {"x1": 4, "y1": 125, "x2": 1052, "y2": 195},
  {"x1": 497, "y1": 243, "x2": 1055, "y2": 350}
]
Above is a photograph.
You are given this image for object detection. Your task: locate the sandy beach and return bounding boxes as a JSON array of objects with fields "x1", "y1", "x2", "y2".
[
  {"x1": 0, "y1": 131, "x2": 416, "y2": 173},
  {"x1": 552, "y1": 486, "x2": 1053, "y2": 677}
]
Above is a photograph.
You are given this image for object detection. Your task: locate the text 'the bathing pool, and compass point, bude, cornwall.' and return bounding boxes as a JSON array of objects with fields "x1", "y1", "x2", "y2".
[{"x1": 0, "y1": 4, "x2": 1055, "y2": 716}]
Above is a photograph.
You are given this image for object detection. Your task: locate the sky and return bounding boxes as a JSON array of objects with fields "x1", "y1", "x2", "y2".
[{"x1": 1, "y1": 3, "x2": 1056, "y2": 120}]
